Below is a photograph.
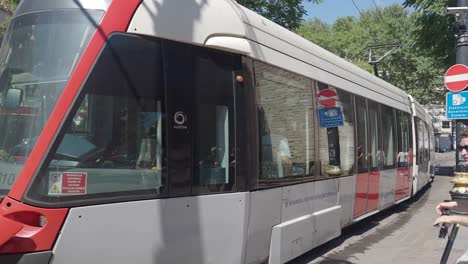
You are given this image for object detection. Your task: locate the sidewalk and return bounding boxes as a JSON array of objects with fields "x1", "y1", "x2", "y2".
[{"x1": 293, "y1": 151, "x2": 468, "y2": 264}]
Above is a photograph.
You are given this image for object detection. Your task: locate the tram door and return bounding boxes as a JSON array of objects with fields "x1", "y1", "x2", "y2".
[
  {"x1": 165, "y1": 41, "x2": 244, "y2": 196},
  {"x1": 354, "y1": 98, "x2": 381, "y2": 217}
]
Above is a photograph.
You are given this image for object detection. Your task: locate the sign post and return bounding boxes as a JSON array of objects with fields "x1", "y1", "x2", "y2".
[
  {"x1": 316, "y1": 89, "x2": 344, "y2": 128},
  {"x1": 446, "y1": 91, "x2": 468, "y2": 119},
  {"x1": 317, "y1": 89, "x2": 338, "y2": 108},
  {"x1": 316, "y1": 87, "x2": 343, "y2": 175},
  {"x1": 445, "y1": 64, "x2": 468, "y2": 173},
  {"x1": 444, "y1": 64, "x2": 468, "y2": 93}
]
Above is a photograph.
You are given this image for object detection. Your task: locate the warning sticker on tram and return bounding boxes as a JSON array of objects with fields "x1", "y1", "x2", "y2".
[
  {"x1": 48, "y1": 172, "x2": 62, "y2": 195},
  {"x1": 319, "y1": 107, "x2": 344, "y2": 128},
  {"x1": 48, "y1": 172, "x2": 87, "y2": 195},
  {"x1": 49, "y1": 184, "x2": 61, "y2": 194}
]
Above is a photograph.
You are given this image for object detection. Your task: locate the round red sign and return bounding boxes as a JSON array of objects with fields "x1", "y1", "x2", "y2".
[
  {"x1": 444, "y1": 64, "x2": 468, "y2": 92},
  {"x1": 317, "y1": 89, "x2": 338, "y2": 108}
]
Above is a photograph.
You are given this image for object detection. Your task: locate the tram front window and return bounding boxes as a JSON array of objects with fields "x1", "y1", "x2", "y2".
[
  {"x1": 26, "y1": 34, "x2": 166, "y2": 203},
  {"x1": 0, "y1": 10, "x2": 103, "y2": 196}
]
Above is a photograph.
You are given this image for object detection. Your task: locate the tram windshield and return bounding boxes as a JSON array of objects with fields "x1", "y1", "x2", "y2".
[{"x1": 0, "y1": 10, "x2": 103, "y2": 196}]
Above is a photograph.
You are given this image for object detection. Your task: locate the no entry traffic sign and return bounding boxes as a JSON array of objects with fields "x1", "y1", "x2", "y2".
[
  {"x1": 317, "y1": 89, "x2": 338, "y2": 108},
  {"x1": 444, "y1": 64, "x2": 468, "y2": 92}
]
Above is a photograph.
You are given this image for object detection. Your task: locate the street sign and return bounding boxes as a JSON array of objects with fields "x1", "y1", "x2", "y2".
[
  {"x1": 446, "y1": 91, "x2": 468, "y2": 119},
  {"x1": 319, "y1": 107, "x2": 344, "y2": 128},
  {"x1": 317, "y1": 89, "x2": 338, "y2": 108},
  {"x1": 444, "y1": 64, "x2": 468, "y2": 92}
]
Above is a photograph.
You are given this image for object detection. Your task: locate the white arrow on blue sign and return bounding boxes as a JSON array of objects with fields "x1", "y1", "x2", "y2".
[{"x1": 446, "y1": 91, "x2": 468, "y2": 119}]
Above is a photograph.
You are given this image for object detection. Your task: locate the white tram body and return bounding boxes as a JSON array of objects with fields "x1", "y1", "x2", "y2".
[
  {"x1": 0, "y1": 1, "x2": 434, "y2": 264},
  {"x1": 55, "y1": 1, "x2": 431, "y2": 263},
  {"x1": 409, "y1": 95, "x2": 435, "y2": 193}
]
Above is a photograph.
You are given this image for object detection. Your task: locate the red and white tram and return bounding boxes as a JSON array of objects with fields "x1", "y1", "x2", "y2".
[{"x1": 0, "y1": 0, "x2": 434, "y2": 263}]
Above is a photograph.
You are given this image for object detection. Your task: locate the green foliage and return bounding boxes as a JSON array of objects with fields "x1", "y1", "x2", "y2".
[
  {"x1": 403, "y1": 0, "x2": 455, "y2": 12},
  {"x1": 237, "y1": 0, "x2": 321, "y2": 29},
  {"x1": 404, "y1": 0, "x2": 456, "y2": 66},
  {"x1": 0, "y1": 0, "x2": 19, "y2": 43},
  {"x1": 1, "y1": 0, "x2": 19, "y2": 13},
  {"x1": 296, "y1": 4, "x2": 450, "y2": 105},
  {"x1": 0, "y1": 16, "x2": 10, "y2": 42}
]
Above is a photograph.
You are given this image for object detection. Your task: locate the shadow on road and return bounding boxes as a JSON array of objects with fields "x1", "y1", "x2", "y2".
[
  {"x1": 434, "y1": 166, "x2": 455, "y2": 177},
  {"x1": 287, "y1": 184, "x2": 432, "y2": 264}
]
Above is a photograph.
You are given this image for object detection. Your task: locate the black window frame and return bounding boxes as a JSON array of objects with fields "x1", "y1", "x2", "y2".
[
  {"x1": 355, "y1": 96, "x2": 369, "y2": 174},
  {"x1": 380, "y1": 105, "x2": 397, "y2": 170},
  {"x1": 23, "y1": 33, "x2": 169, "y2": 207},
  {"x1": 23, "y1": 33, "x2": 247, "y2": 208},
  {"x1": 367, "y1": 100, "x2": 381, "y2": 172}
]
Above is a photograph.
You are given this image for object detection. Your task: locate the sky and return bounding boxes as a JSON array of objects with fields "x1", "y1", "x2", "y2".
[{"x1": 303, "y1": 0, "x2": 407, "y2": 24}]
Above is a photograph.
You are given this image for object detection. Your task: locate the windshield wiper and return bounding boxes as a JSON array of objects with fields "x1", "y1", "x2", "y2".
[{"x1": 11, "y1": 79, "x2": 68, "y2": 87}]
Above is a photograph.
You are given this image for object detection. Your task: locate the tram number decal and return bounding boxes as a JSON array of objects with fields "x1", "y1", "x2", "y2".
[{"x1": 0, "y1": 173, "x2": 16, "y2": 186}]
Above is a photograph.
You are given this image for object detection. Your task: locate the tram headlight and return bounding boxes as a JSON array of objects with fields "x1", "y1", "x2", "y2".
[{"x1": 235, "y1": 75, "x2": 244, "y2": 83}]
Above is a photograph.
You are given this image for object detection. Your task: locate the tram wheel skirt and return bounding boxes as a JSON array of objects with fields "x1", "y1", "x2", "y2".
[{"x1": 268, "y1": 205, "x2": 341, "y2": 264}]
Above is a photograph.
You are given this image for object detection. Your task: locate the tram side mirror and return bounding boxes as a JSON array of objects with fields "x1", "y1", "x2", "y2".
[{"x1": 4, "y1": 88, "x2": 23, "y2": 110}]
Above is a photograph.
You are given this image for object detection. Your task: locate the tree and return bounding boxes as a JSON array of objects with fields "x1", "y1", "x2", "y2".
[
  {"x1": 236, "y1": 0, "x2": 321, "y2": 29},
  {"x1": 0, "y1": 0, "x2": 20, "y2": 41},
  {"x1": 296, "y1": 4, "x2": 448, "y2": 105},
  {"x1": 403, "y1": 0, "x2": 456, "y2": 68},
  {"x1": 0, "y1": 0, "x2": 19, "y2": 14}
]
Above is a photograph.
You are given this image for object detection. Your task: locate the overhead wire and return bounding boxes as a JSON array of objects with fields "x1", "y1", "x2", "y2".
[
  {"x1": 347, "y1": 0, "x2": 405, "y2": 78},
  {"x1": 350, "y1": 0, "x2": 363, "y2": 17},
  {"x1": 371, "y1": 0, "x2": 386, "y2": 21}
]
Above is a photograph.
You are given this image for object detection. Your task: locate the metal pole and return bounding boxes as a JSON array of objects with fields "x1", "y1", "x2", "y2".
[
  {"x1": 440, "y1": 5, "x2": 468, "y2": 263},
  {"x1": 455, "y1": 0, "x2": 468, "y2": 172},
  {"x1": 441, "y1": 224, "x2": 460, "y2": 264}
]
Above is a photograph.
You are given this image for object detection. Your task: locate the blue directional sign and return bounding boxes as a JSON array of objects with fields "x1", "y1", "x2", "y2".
[
  {"x1": 319, "y1": 107, "x2": 344, "y2": 128},
  {"x1": 446, "y1": 91, "x2": 468, "y2": 119}
]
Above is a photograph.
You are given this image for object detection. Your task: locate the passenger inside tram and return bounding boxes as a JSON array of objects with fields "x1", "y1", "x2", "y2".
[{"x1": 397, "y1": 151, "x2": 408, "y2": 167}]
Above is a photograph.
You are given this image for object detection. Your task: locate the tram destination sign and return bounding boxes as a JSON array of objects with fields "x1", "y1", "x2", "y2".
[
  {"x1": 444, "y1": 64, "x2": 468, "y2": 92},
  {"x1": 446, "y1": 91, "x2": 468, "y2": 119}
]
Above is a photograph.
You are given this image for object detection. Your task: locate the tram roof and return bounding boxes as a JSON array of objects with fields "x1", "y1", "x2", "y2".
[
  {"x1": 130, "y1": 0, "x2": 411, "y2": 111},
  {"x1": 409, "y1": 95, "x2": 429, "y2": 121}
]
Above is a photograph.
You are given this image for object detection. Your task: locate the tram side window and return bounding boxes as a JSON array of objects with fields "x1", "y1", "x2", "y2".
[
  {"x1": 192, "y1": 47, "x2": 236, "y2": 194},
  {"x1": 381, "y1": 105, "x2": 396, "y2": 169},
  {"x1": 367, "y1": 101, "x2": 381, "y2": 171},
  {"x1": 355, "y1": 96, "x2": 368, "y2": 174},
  {"x1": 255, "y1": 61, "x2": 315, "y2": 186},
  {"x1": 396, "y1": 111, "x2": 412, "y2": 167},
  {"x1": 429, "y1": 126, "x2": 435, "y2": 154},
  {"x1": 407, "y1": 113, "x2": 414, "y2": 164},
  {"x1": 424, "y1": 123, "x2": 430, "y2": 161},
  {"x1": 416, "y1": 118, "x2": 425, "y2": 165},
  {"x1": 316, "y1": 84, "x2": 355, "y2": 177},
  {"x1": 29, "y1": 33, "x2": 166, "y2": 201}
]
